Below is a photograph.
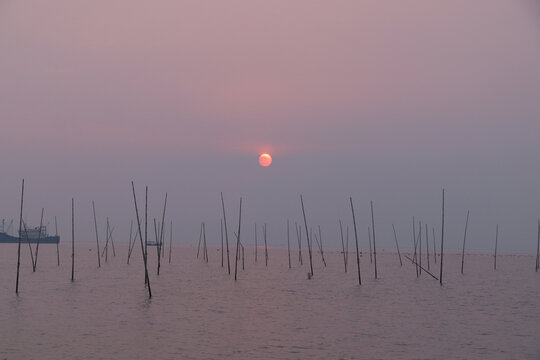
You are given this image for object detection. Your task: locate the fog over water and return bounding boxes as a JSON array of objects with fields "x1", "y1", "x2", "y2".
[{"x1": 1, "y1": 1, "x2": 540, "y2": 252}]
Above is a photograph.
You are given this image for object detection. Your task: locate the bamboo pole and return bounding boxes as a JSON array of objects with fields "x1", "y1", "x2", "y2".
[
  {"x1": 23, "y1": 222, "x2": 36, "y2": 270},
  {"x1": 404, "y1": 255, "x2": 439, "y2": 281},
  {"x1": 220, "y1": 219, "x2": 224, "y2": 267},
  {"x1": 110, "y1": 224, "x2": 116, "y2": 257},
  {"x1": 536, "y1": 220, "x2": 539, "y2": 272},
  {"x1": 241, "y1": 243, "x2": 245, "y2": 270},
  {"x1": 313, "y1": 232, "x2": 322, "y2": 266},
  {"x1": 296, "y1": 222, "x2": 303, "y2": 265},
  {"x1": 264, "y1": 223, "x2": 269, "y2": 267},
  {"x1": 161, "y1": 223, "x2": 165, "y2": 258},
  {"x1": 254, "y1": 223, "x2": 257, "y2": 263},
  {"x1": 155, "y1": 219, "x2": 161, "y2": 261},
  {"x1": 370, "y1": 201, "x2": 377, "y2": 279},
  {"x1": 440, "y1": 189, "x2": 445, "y2": 286},
  {"x1": 287, "y1": 219, "x2": 291, "y2": 269},
  {"x1": 346, "y1": 226, "x2": 349, "y2": 268},
  {"x1": 33, "y1": 208, "x2": 44, "y2": 271},
  {"x1": 350, "y1": 197, "x2": 361, "y2": 285},
  {"x1": 339, "y1": 220, "x2": 347, "y2": 272},
  {"x1": 92, "y1": 201, "x2": 101, "y2": 268},
  {"x1": 127, "y1": 220, "x2": 133, "y2": 264},
  {"x1": 131, "y1": 182, "x2": 151, "y2": 298},
  {"x1": 300, "y1": 195, "x2": 313, "y2": 276},
  {"x1": 392, "y1": 224, "x2": 403, "y2": 266},
  {"x1": 144, "y1": 187, "x2": 148, "y2": 281},
  {"x1": 367, "y1": 226, "x2": 373, "y2": 264},
  {"x1": 15, "y1": 179, "x2": 24, "y2": 294},
  {"x1": 494, "y1": 224, "x2": 498, "y2": 270},
  {"x1": 412, "y1": 217, "x2": 418, "y2": 277},
  {"x1": 154, "y1": 219, "x2": 161, "y2": 273},
  {"x1": 221, "y1": 192, "x2": 231, "y2": 275},
  {"x1": 196, "y1": 222, "x2": 203, "y2": 259},
  {"x1": 316, "y1": 226, "x2": 327, "y2": 267},
  {"x1": 169, "y1": 221, "x2": 172, "y2": 264},
  {"x1": 425, "y1": 223, "x2": 430, "y2": 271},
  {"x1": 55, "y1": 216, "x2": 60, "y2": 266},
  {"x1": 127, "y1": 227, "x2": 138, "y2": 264},
  {"x1": 419, "y1": 220, "x2": 422, "y2": 275},
  {"x1": 203, "y1": 222, "x2": 208, "y2": 263},
  {"x1": 71, "y1": 198, "x2": 75, "y2": 281},
  {"x1": 461, "y1": 210, "x2": 470, "y2": 275},
  {"x1": 103, "y1": 217, "x2": 110, "y2": 263},
  {"x1": 158, "y1": 192, "x2": 167, "y2": 273},
  {"x1": 433, "y1": 227, "x2": 437, "y2": 264},
  {"x1": 234, "y1": 197, "x2": 242, "y2": 280}
]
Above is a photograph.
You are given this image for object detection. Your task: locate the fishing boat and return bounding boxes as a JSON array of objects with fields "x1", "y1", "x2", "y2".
[{"x1": 0, "y1": 220, "x2": 59, "y2": 244}]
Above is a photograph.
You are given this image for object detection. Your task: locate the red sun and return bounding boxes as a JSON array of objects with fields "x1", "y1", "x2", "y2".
[{"x1": 259, "y1": 153, "x2": 272, "y2": 167}]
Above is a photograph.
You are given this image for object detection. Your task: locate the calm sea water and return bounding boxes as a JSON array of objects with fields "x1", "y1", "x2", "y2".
[{"x1": 1, "y1": 242, "x2": 539, "y2": 360}]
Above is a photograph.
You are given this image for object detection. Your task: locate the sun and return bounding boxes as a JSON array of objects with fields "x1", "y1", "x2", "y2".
[{"x1": 259, "y1": 153, "x2": 272, "y2": 167}]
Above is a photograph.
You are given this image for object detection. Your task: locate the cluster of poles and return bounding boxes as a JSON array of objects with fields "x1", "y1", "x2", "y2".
[{"x1": 12, "y1": 180, "x2": 540, "y2": 299}]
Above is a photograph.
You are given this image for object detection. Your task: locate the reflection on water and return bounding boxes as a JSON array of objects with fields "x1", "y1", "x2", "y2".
[{"x1": 1, "y1": 244, "x2": 539, "y2": 359}]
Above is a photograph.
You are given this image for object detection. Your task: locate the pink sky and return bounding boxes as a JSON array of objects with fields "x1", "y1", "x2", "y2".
[
  {"x1": 2, "y1": 1, "x2": 538, "y2": 155},
  {"x1": 1, "y1": 1, "x2": 540, "y2": 251}
]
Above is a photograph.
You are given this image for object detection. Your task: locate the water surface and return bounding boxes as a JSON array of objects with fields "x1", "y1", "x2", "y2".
[{"x1": 1, "y1": 244, "x2": 539, "y2": 359}]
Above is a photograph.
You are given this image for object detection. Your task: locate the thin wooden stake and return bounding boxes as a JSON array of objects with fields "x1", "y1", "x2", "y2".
[
  {"x1": 55, "y1": 216, "x2": 60, "y2": 266},
  {"x1": 317, "y1": 226, "x2": 327, "y2": 267},
  {"x1": 33, "y1": 207, "x2": 44, "y2": 271},
  {"x1": 197, "y1": 222, "x2": 203, "y2": 259},
  {"x1": 169, "y1": 221, "x2": 172, "y2": 264},
  {"x1": 536, "y1": 220, "x2": 539, "y2": 272},
  {"x1": 221, "y1": 192, "x2": 231, "y2": 275},
  {"x1": 154, "y1": 219, "x2": 161, "y2": 273},
  {"x1": 440, "y1": 189, "x2": 445, "y2": 286},
  {"x1": 103, "y1": 217, "x2": 110, "y2": 263},
  {"x1": 127, "y1": 220, "x2": 133, "y2": 264},
  {"x1": 92, "y1": 201, "x2": 100, "y2": 268},
  {"x1": 461, "y1": 210, "x2": 470, "y2": 275},
  {"x1": 110, "y1": 224, "x2": 116, "y2": 257},
  {"x1": 494, "y1": 224, "x2": 498, "y2": 270},
  {"x1": 425, "y1": 223, "x2": 430, "y2": 271},
  {"x1": 254, "y1": 223, "x2": 257, "y2": 263},
  {"x1": 392, "y1": 224, "x2": 403, "y2": 266},
  {"x1": 296, "y1": 222, "x2": 303, "y2": 265},
  {"x1": 346, "y1": 226, "x2": 349, "y2": 267},
  {"x1": 158, "y1": 192, "x2": 167, "y2": 273},
  {"x1": 419, "y1": 220, "x2": 422, "y2": 275},
  {"x1": 412, "y1": 217, "x2": 418, "y2": 277},
  {"x1": 203, "y1": 222, "x2": 208, "y2": 263},
  {"x1": 128, "y1": 227, "x2": 138, "y2": 264},
  {"x1": 350, "y1": 197, "x2": 361, "y2": 285},
  {"x1": 404, "y1": 255, "x2": 439, "y2": 281},
  {"x1": 368, "y1": 226, "x2": 373, "y2": 264},
  {"x1": 15, "y1": 179, "x2": 24, "y2": 294},
  {"x1": 339, "y1": 220, "x2": 347, "y2": 272},
  {"x1": 241, "y1": 243, "x2": 245, "y2": 270},
  {"x1": 220, "y1": 219, "x2": 224, "y2": 267},
  {"x1": 144, "y1": 187, "x2": 148, "y2": 281},
  {"x1": 300, "y1": 195, "x2": 313, "y2": 276},
  {"x1": 234, "y1": 197, "x2": 242, "y2": 280},
  {"x1": 287, "y1": 219, "x2": 291, "y2": 269},
  {"x1": 370, "y1": 200, "x2": 377, "y2": 279},
  {"x1": 264, "y1": 223, "x2": 269, "y2": 267},
  {"x1": 71, "y1": 198, "x2": 75, "y2": 281},
  {"x1": 432, "y1": 227, "x2": 437, "y2": 264},
  {"x1": 22, "y1": 222, "x2": 35, "y2": 270},
  {"x1": 131, "y1": 182, "x2": 151, "y2": 298}
]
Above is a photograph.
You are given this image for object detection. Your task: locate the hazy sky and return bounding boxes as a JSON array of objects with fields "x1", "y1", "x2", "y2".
[{"x1": 1, "y1": 1, "x2": 539, "y2": 252}]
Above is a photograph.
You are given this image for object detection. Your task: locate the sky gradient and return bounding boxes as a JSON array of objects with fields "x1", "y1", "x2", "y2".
[{"x1": 1, "y1": 1, "x2": 540, "y2": 252}]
